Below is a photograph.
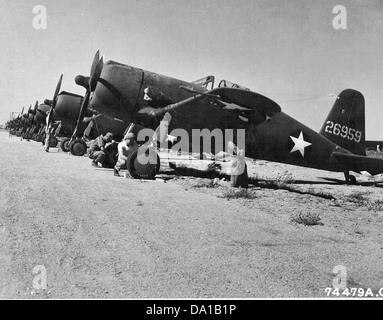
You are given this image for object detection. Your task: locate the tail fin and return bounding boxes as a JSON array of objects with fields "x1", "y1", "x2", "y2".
[{"x1": 320, "y1": 89, "x2": 366, "y2": 156}]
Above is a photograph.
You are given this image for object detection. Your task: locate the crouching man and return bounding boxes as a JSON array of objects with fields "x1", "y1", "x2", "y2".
[
  {"x1": 114, "y1": 132, "x2": 139, "y2": 177},
  {"x1": 89, "y1": 132, "x2": 114, "y2": 167}
]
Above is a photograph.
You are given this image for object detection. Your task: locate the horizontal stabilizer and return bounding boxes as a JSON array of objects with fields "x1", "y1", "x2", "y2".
[{"x1": 332, "y1": 151, "x2": 383, "y2": 176}]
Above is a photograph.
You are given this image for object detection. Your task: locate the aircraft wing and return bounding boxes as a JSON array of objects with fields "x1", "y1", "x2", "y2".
[
  {"x1": 332, "y1": 151, "x2": 383, "y2": 176},
  {"x1": 140, "y1": 87, "x2": 282, "y2": 129}
]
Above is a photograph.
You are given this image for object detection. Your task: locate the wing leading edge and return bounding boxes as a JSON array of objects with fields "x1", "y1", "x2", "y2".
[{"x1": 139, "y1": 87, "x2": 282, "y2": 129}]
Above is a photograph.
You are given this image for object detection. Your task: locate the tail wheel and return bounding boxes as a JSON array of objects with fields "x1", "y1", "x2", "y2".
[
  {"x1": 344, "y1": 171, "x2": 357, "y2": 185},
  {"x1": 127, "y1": 148, "x2": 160, "y2": 180},
  {"x1": 60, "y1": 137, "x2": 71, "y2": 153},
  {"x1": 70, "y1": 139, "x2": 87, "y2": 156}
]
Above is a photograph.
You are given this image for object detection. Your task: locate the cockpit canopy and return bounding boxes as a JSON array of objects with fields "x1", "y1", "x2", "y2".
[
  {"x1": 218, "y1": 79, "x2": 250, "y2": 91},
  {"x1": 192, "y1": 75, "x2": 250, "y2": 91}
]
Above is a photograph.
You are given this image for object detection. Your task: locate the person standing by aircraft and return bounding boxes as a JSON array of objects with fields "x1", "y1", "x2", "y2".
[
  {"x1": 89, "y1": 132, "x2": 114, "y2": 167},
  {"x1": 44, "y1": 119, "x2": 61, "y2": 152},
  {"x1": 114, "y1": 132, "x2": 139, "y2": 177},
  {"x1": 228, "y1": 141, "x2": 248, "y2": 188}
]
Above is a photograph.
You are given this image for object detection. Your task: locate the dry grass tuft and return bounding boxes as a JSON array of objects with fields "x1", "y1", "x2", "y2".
[
  {"x1": 290, "y1": 212, "x2": 322, "y2": 226},
  {"x1": 220, "y1": 188, "x2": 257, "y2": 200}
]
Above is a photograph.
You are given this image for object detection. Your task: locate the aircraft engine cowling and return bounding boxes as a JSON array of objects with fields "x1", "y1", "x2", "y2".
[
  {"x1": 36, "y1": 104, "x2": 50, "y2": 124},
  {"x1": 27, "y1": 113, "x2": 34, "y2": 125},
  {"x1": 89, "y1": 60, "x2": 142, "y2": 121},
  {"x1": 53, "y1": 92, "x2": 92, "y2": 122}
]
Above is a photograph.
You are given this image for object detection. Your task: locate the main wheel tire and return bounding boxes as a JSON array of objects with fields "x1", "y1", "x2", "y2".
[
  {"x1": 35, "y1": 134, "x2": 42, "y2": 142},
  {"x1": 127, "y1": 148, "x2": 160, "y2": 180},
  {"x1": 70, "y1": 139, "x2": 87, "y2": 156},
  {"x1": 60, "y1": 137, "x2": 71, "y2": 153},
  {"x1": 49, "y1": 136, "x2": 58, "y2": 148}
]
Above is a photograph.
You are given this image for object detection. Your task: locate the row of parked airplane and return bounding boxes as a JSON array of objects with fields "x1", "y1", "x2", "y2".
[{"x1": 5, "y1": 49, "x2": 383, "y2": 184}]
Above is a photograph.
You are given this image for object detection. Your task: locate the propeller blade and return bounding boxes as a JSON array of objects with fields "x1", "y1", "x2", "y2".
[
  {"x1": 70, "y1": 92, "x2": 91, "y2": 143},
  {"x1": 90, "y1": 56, "x2": 104, "y2": 91},
  {"x1": 96, "y1": 77, "x2": 121, "y2": 100},
  {"x1": 52, "y1": 73, "x2": 64, "y2": 109},
  {"x1": 90, "y1": 49, "x2": 100, "y2": 79},
  {"x1": 30, "y1": 101, "x2": 38, "y2": 115},
  {"x1": 70, "y1": 51, "x2": 104, "y2": 143},
  {"x1": 31, "y1": 101, "x2": 38, "y2": 124},
  {"x1": 47, "y1": 74, "x2": 63, "y2": 129}
]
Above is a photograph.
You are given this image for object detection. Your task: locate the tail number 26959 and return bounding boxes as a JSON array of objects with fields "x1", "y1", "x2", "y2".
[{"x1": 324, "y1": 121, "x2": 362, "y2": 143}]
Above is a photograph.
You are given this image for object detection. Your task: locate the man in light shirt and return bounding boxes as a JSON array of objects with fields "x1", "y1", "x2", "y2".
[{"x1": 114, "y1": 132, "x2": 139, "y2": 177}]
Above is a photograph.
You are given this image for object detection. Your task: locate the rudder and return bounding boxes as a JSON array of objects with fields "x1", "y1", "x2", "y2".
[{"x1": 320, "y1": 89, "x2": 366, "y2": 156}]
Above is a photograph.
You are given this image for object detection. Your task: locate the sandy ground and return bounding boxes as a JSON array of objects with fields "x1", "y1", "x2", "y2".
[{"x1": 1, "y1": 131, "x2": 383, "y2": 299}]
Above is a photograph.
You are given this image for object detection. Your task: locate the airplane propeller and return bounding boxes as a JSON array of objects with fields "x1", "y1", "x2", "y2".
[
  {"x1": 46, "y1": 73, "x2": 64, "y2": 131},
  {"x1": 25, "y1": 101, "x2": 38, "y2": 139},
  {"x1": 30, "y1": 101, "x2": 38, "y2": 125},
  {"x1": 70, "y1": 49, "x2": 104, "y2": 144}
]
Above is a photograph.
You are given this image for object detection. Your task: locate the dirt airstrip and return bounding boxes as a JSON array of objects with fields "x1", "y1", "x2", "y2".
[{"x1": 1, "y1": 131, "x2": 383, "y2": 299}]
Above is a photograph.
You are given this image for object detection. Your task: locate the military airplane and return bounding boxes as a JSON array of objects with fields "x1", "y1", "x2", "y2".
[
  {"x1": 62, "y1": 49, "x2": 383, "y2": 184},
  {"x1": 15, "y1": 49, "x2": 382, "y2": 184},
  {"x1": 6, "y1": 107, "x2": 25, "y2": 136},
  {"x1": 41, "y1": 72, "x2": 129, "y2": 156}
]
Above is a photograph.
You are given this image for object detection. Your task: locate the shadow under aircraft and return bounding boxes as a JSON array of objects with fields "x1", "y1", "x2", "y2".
[{"x1": 57, "y1": 50, "x2": 383, "y2": 183}]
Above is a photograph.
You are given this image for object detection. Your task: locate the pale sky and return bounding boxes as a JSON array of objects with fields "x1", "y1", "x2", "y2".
[{"x1": 1, "y1": 0, "x2": 382, "y2": 138}]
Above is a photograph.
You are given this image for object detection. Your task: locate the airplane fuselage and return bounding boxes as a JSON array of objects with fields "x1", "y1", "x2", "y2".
[{"x1": 88, "y1": 60, "x2": 351, "y2": 174}]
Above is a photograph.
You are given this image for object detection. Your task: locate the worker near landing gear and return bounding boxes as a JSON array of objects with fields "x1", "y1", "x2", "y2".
[
  {"x1": 114, "y1": 132, "x2": 139, "y2": 177},
  {"x1": 89, "y1": 132, "x2": 114, "y2": 167}
]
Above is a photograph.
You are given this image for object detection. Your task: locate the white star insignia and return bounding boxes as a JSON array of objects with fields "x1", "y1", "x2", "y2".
[{"x1": 290, "y1": 132, "x2": 312, "y2": 157}]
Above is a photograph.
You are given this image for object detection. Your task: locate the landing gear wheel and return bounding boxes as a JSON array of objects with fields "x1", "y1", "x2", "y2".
[
  {"x1": 70, "y1": 139, "x2": 87, "y2": 156},
  {"x1": 127, "y1": 148, "x2": 160, "y2": 180},
  {"x1": 49, "y1": 136, "x2": 58, "y2": 148},
  {"x1": 344, "y1": 171, "x2": 357, "y2": 185},
  {"x1": 35, "y1": 134, "x2": 42, "y2": 142},
  {"x1": 60, "y1": 137, "x2": 71, "y2": 153}
]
